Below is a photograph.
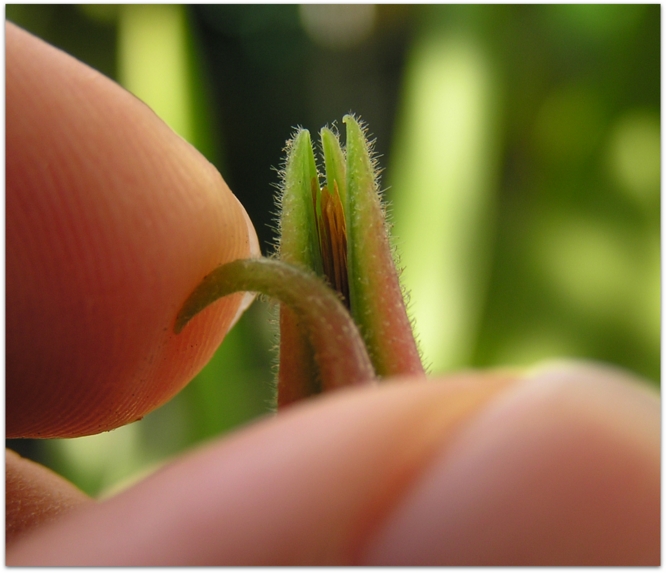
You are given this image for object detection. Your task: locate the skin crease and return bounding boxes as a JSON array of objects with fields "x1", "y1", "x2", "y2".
[{"x1": 5, "y1": 23, "x2": 660, "y2": 565}]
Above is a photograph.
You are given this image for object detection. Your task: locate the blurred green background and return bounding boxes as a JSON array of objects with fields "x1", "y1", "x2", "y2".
[{"x1": 6, "y1": 4, "x2": 660, "y2": 496}]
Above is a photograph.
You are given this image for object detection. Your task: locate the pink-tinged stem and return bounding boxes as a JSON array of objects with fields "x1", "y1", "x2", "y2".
[
  {"x1": 278, "y1": 309, "x2": 319, "y2": 407},
  {"x1": 175, "y1": 258, "x2": 376, "y2": 393}
]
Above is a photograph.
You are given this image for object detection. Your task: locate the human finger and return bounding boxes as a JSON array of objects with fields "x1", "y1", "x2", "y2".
[
  {"x1": 362, "y1": 361, "x2": 660, "y2": 565},
  {"x1": 6, "y1": 362, "x2": 659, "y2": 565},
  {"x1": 6, "y1": 449, "x2": 92, "y2": 545},
  {"x1": 6, "y1": 22, "x2": 259, "y2": 438}
]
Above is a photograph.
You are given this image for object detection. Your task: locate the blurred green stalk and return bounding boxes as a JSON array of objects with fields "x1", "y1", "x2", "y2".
[{"x1": 388, "y1": 14, "x2": 501, "y2": 373}]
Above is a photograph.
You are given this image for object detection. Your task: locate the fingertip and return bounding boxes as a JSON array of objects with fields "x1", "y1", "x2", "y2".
[
  {"x1": 362, "y1": 361, "x2": 660, "y2": 565},
  {"x1": 7, "y1": 23, "x2": 258, "y2": 437},
  {"x1": 5, "y1": 372, "x2": 516, "y2": 565},
  {"x1": 6, "y1": 449, "x2": 92, "y2": 545},
  {"x1": 8, "y1": 364, "x2": 655, "y2": 565}
]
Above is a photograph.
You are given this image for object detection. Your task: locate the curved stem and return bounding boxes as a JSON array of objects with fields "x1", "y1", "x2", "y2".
[{"x1": 175, "y1": 258, "x2": 376, "y2": 392}]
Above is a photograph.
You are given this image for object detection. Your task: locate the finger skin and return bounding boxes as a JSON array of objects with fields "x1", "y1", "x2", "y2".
[
  {"x1": 362, "y1": 362, "x2": 660, "y2": 565},
  {"x1": 6, "y1": 449, "x2": 92, "y2": 545},
  {"x1": 6, "y1": 23, "x2": 258, "y2": 438},
  {"x1": 5, "y1": 364, "x2": 660, "y2": 565}
]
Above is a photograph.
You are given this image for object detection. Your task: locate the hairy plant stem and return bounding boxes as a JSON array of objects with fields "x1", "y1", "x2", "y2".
[{"x1": 175, "y1": 258, "x2": 376, "y2": 393}]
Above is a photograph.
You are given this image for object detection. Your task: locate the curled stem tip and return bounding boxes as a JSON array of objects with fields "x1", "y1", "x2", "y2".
[{"x1": 175, "y1": 258, "x2": 376, "y2": 391}]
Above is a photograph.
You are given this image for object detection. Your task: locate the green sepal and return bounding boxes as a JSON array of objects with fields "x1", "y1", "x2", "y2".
[
  {"x1": 320, "y1": 126, "x2": 347, "y2": 207},
  {"x1": 276, "y1": 129, "x2": 325, "y2": 406},
  {"x1": 278, "y1": 129, "x2": 323, "y2": 275},
  {"x1": 343, "y1": 115, "x2": 424, "y2": 377}
]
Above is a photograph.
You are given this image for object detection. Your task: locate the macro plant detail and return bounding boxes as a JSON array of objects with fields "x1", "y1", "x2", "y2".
[{"x1": 176, "y1": 115, "x2": 423, "y2": 408}]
